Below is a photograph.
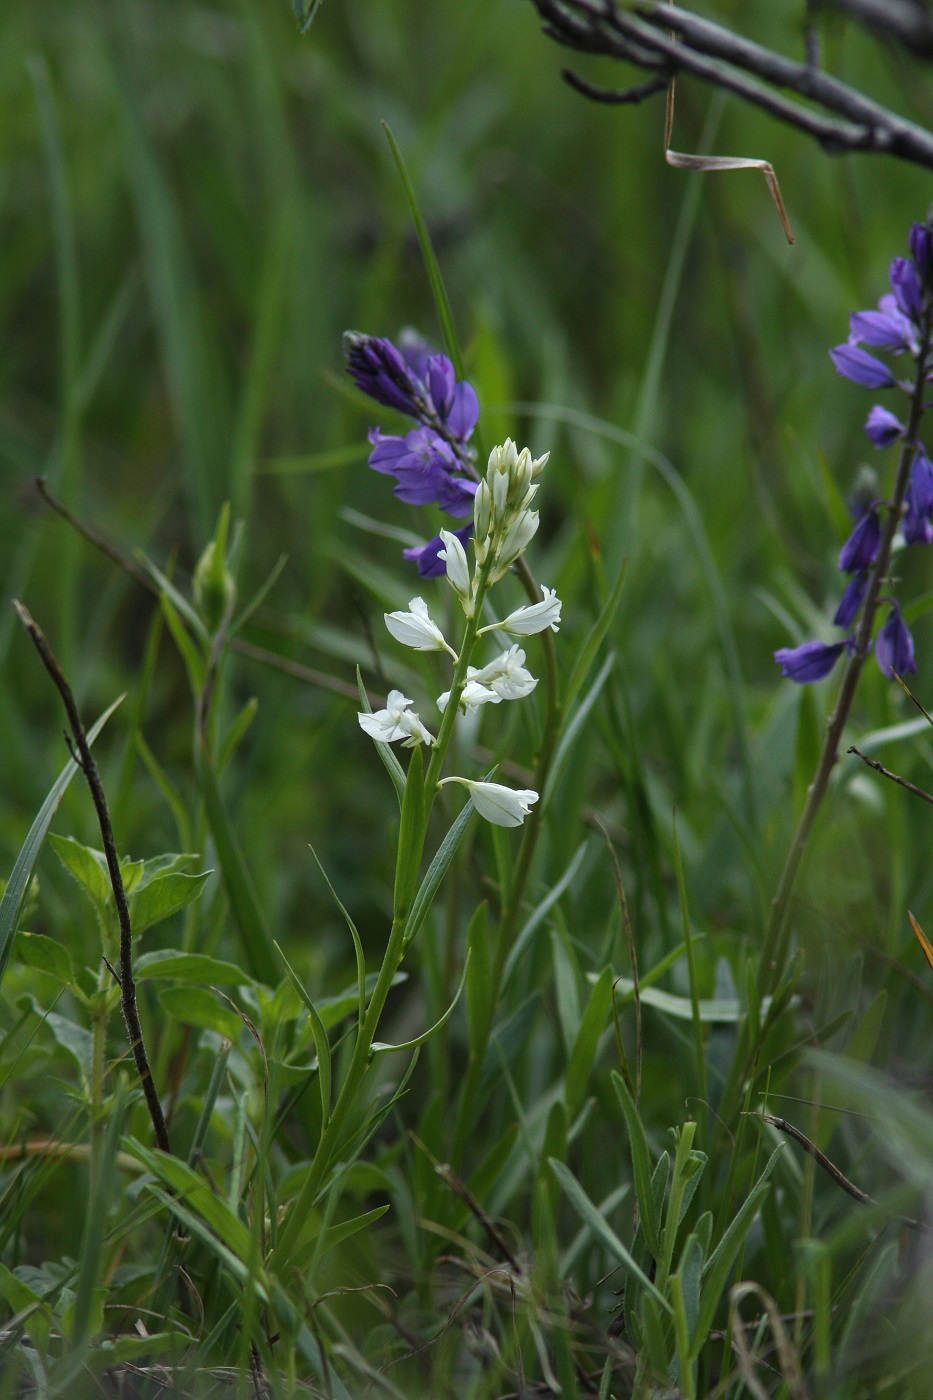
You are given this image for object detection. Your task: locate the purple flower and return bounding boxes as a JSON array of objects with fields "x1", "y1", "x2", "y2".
[
  {"x1": 344, "y1": 332, "x2": 428, "y2": 417},
  {"x1": 839, "y1": 509, "x2": 881, "y2": 573},
  {"x1": 368, "y1": 427, "x2": 477, "y2": 518},
  {"x1": 403, "y1": 524, "x2": 473, "y2": 578},
  {"x1": 910, "y1": 445, "x2": 933, "y2": 517},
  {"x1": 864, "y1": 406, "x2": 904, "y2": 447},
  {"x1": 890, "y1": 257, "x2": 923, "y2": 324},
  {"x1": 849, "y1": 311, "x2": 910, "y2": 353},
  {"x1": 875, "y1": 601, "x2": 917, "y2": 678},
  {"x1": 910, "y1": 223, "x2": 933, "y2": 288},
  {"x1": 830, "y1": 345, "x2": 896, "y2": 389},
  {"x1": 774, "y1": 639, "x2": 849, "y2": 683},
  {"x1": 834, "y1": 571, "x2": 868, "y2": 629}
]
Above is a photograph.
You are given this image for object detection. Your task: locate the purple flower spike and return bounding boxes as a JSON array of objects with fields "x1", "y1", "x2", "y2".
[
  {"x1": 839, "y1": 509, "x2": 881, "y2": 573},
  {"x1": 774, "y1": 639, "x2": 848, "y2": 683},
  {"x1": 830, "y1": 345, "x2": 896, "y2": 389},
  {"x1": 427, "y1": 355, "x2": 457, "y2": 420},
  {"x1": 910, "y1": 223, "x2": 933, "y2": 287},
  {"x1": 849, "y1": 311, "x2": 910, "y2": 353},
  {"x1": 890, "y1": 257, "x2": 923, "y2": 324},
  {"x1": 910, "y1": 446, "x2": 933, "y2": 518},
  {"x1": 875, "y1": 602, "x2": 917, "y2": 678},
  {"x1": 864, "y1": 405, "x2": 904, "y2": 447},
  {"x1": 344, "y1": 332, "x2": 426, "y2": 417},
  {"x1": 403, "y1": 523, "x2": 473, "y2": 579},
  {"x1": 834, "y1": 571, "x2": 869, "y2": 629},
  {"x1": 448, "y1": 381, "x2": 480, "y2": 441}
]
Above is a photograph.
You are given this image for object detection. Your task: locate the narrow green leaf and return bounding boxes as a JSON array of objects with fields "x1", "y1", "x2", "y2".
[
  {"x1": 309, "y1": 845, "x2": 366, "y2": 1027},
  {"x1": 125, "y1": 1138, "x2": 254, "y2": 1261},
  {"x1": 394, "y1": 743, "x2": 424, "y2": 917},
  {"x1": 690, "y1": 1145, "x2": 782, "y2": 1358},
  {"x1": 402, "y1": 793, "x2": 476, "y2": 951},
  {"x1": 549, "y1": 1158, "x2": 671, "y2": 1314},
  {"x1": 611, "y1": 1070, "x2": 662, "y2": 1260},
  {"x1": 543, "y1": 653, "x2": 614, "y2": 809},
  {"x1": 465, "y1": 902, "x2": 491, "y2": 1057},
  {"x1": 564, "y1": 561, "x2": 628, "y2": 715},
  {"x1": 275, "y1": 942, "x2": 331, "y2": 1130},
  {"x1": 566, "y1": 965, "x2": 612, "y2": 1119},
  {"x1": 372, "y1": 949, "x2": 470, "y2": 1054},
  {"x1": 198, "y1": 752, "x2": 277, "y2": 985},
  {"x1": 0, "y1": 696, "x2": 122, "y2": 988},
  {"x1": 382, "y1": 123, "x2": 465, "y2": 381},
  {"x1": 502, "y1": 841, "x2": 588, "y2": 988},
  {"x1": 159, "y1": 592, "x2": 207, "y2": 695}
]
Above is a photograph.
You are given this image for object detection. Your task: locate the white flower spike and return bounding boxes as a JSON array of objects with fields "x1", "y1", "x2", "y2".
[
  {"x1": 440, "y1": 776, "x2": 539, "y2": 828},
  {"x1": 384, "y1": 597, "x2": 457, "y2": 658},
  {"x1": 481, "y1": 585, "x2": 562, "y2": 638},
  {"x1": 468, "y1": 646, "x2": 538, "y2": 701},
  {"x1": 358, "y1": 690, "x2": 434, "y2": 748}
]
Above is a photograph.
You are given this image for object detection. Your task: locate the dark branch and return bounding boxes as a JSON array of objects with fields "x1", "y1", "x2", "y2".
[
  {"x1": 848, "y1": 745, "x2": 933, "y2": 807},
  {"x1": 13, "y1": 601, "x2": 172, "y2": 1155},
  {"x1": 819, "y1": 0, "x2": 933, "y2": 57},
  {"x1": 562, "y1": 69, "x2": 668, "y2": 104},
  {"x1": 532, "y1": 0, "x2": 933, "y2": 171}
]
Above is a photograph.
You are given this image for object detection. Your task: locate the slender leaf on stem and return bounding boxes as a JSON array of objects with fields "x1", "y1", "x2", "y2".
[
  {"x1": 0, "y1": 696, "x2": 123, "y2": 989},
  {"x1": 403, "y1": 793, "x2": 476, "y2": 951},
  {"x1": 548, "y1": 1158, "x2": 671, "y2": 1313},
  {"x1": 309, "y1": 845, "x2": 367, "y2": 1027},
  {"x1": 373, "y1": 950, "x2": 470, "y2": 1054},
  {"x1": 611, "y1": 1070, "x2": 662, "y2": 1260},
  {"x1": 564, "y1": 562, "x2": 627, "y2": 715},
  {"x1": 275, "y1": 942, "x2": 332, "y2": 1131}
]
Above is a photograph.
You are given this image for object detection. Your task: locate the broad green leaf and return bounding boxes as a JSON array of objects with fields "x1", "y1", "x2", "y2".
[
  {"x1": 611, "y1": 1070, "x2": 662, "y2": 1260},
  {"x1": 549, "y1": 1158, "x2": 671, "y2": 1314},
  {"x1": 0, "y1": 1261, "x2": 51, "y2": 1349},
  {"x1": 158, "y1": 986, "x2": 242, "y2": 1040},
  {"x1": 14, "y1": 931, "x2": 74, "y2": 985},
  {"x1": 566, "y1": 967, "x2": 612, "y2": 1119},
  {"x1": 676, "y1": 1231, "x2": 704, "y2": 1346},
  {"x1": 135, "y1": 950, "x2": 248, "y2": 985},
  {"x1": 128, "y1": 869, "x2": 211, "y2": 936},
  {"x1": 49, "y1": 835, "x2": 111, "y2": 911},
  {"x1": 0, "y1": 695, "x2": 122, "y2": 989}
]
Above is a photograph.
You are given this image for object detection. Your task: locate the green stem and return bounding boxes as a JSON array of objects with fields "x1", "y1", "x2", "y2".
[
  {"x1": 759, "y1": 323, "x2": 931, "y2": 993},
  {"x1": 277, "y1": 568, "x2": 495, "y2": 1267}
]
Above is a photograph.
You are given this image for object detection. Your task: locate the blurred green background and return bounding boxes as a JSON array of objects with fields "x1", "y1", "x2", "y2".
[{"x1": 3, "y1": 3, "x2": 933, "y2": 1376}]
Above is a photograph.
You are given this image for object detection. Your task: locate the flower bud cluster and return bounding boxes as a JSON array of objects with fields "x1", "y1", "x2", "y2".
[{"x1": 473, "y1": 439, "x2": 549, "y2": 583}]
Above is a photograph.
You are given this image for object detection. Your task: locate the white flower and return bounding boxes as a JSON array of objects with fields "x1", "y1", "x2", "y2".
[
  {"x1": 481, "y1": 586, "x2": 562, "y2": 638},
  {"x1": 436, "y1": 679, "x2": 499, "y2": 714},
  {"x1": 468, "y1": 646, "x2": 537, "y2": 700},
  {"x1": 436, "y1": 646, "x2": 537, "y2": 714},
  {"x1": 358, "y1": 690, "x2": 434, "y2": 748},
  {"x1": 440, "y1": 776, "x2": 538, "y2": 827},
  {"x1": 384, "y1": 597, "x2": 457, "y2": 658},
  {"x1": 438, "y1": 529, "x2": 473, "y2": 616}
]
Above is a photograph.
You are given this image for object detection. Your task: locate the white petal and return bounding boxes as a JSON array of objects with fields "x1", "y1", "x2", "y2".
[
  {"x1": 358, "y1": 691, "x2": 432, "y2": 747},
  {"x1": 486, "y1": 585, "x2": 562, "y2": 637},
  {"x1": 464, "y1": 780, "x2": 538, "y2": 827},
  {"x1": 384, "y1": 596, "x2": 451, "y2": 653},
  {"x1": 439, "y1": 529, "x2": 473, "y2": 612}
]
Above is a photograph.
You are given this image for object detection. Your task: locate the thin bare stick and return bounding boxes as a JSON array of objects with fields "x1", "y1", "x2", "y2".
[
  {"x1": 848, "y1": 746, "x2": 933, "y2": 807},
  {"x1": 12, "y1": 601, "x2": 171, "y2": 1154}
]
